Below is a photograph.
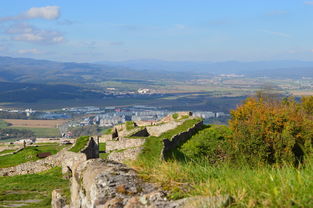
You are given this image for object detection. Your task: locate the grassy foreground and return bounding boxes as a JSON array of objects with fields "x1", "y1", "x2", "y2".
[
  {"x1": 0, "y1": 167, "x2": 70, "y2": 208},
  {"x1": 132, "y1": 158, "x2": 313, "y2": 207},
  {"x1": 131, "y1": 118, "x2": 313, "y2": 207}
]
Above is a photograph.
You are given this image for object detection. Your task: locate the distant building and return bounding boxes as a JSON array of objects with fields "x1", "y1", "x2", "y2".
[{"x1": 137, "y1": 88, "x2": 151, "y2": 94}]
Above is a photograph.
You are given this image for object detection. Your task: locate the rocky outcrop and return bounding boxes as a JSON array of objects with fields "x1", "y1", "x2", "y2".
[{"x1": 68, "y1": 159, "x2": 233, "y2": 208}]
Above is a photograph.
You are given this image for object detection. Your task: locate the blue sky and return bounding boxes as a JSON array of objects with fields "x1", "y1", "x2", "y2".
[{"x1": 1, "y1": 0, "x2": 313, "y2": 62}]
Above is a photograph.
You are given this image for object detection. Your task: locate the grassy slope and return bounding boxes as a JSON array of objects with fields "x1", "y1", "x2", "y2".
[
  {"x1": 140, "y1": 159, "x2": 313, "y2": 207},
  {"x1": 0, "y1": 149, "x2": 15, "y2": 155},
  {"x1": 132, "y1": 122, "x2": 313, "y2": 207},
  {"x1": 0, "y1": 144, "x2": 65, "y2": 168},
  {"x1": 135, "y1": 118, "x2": 202, "y2": 167},
  {"x1": 69, "y1": 136, "x2": 89, "y2": 153},
  {"x1": 125, "y1": 121, "x2": 136, "y2": 131},
  {"x1": 0, "y1": 167, "x2": 70, "y2": 208}
]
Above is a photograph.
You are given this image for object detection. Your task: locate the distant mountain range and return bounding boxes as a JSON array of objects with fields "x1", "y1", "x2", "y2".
[
  {"x1": 1, "y1": 56, "x2": 313, "y2": 85},
  {"x1": 98, "y1": 59, "x2": 313, "y2": 78},
  {"x1": 1, "y1": 56, "x2": 313, "y2": 105}
]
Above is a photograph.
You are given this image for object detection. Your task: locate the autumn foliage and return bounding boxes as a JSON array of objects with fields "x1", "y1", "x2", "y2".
[{"x1": 229, "y1": 94, "x2": 313, "y2": 166}]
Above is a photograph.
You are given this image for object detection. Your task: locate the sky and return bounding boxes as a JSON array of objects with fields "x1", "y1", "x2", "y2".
[{"x1": 1, "y1": 0, "x2": 313, "y2": 62}]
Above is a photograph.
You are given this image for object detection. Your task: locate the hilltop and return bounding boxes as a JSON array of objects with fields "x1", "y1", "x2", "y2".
[{"x1": 0, "y1": 104, "x2": 312, "y2": 207}]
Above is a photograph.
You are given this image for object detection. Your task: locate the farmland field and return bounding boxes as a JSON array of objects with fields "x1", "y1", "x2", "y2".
[
  {"x1": 3, "y1": 119, "x2": 67, "y2": 128},
  {"x1": 8, "y1": 127, "x2": 60, "y2": 138}
]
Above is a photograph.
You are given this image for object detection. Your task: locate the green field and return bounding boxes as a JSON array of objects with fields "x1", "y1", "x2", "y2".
[
  {"x1": 0, "y1": 167, "x2": 70, "y2": 208},
  {"x1": 9, "y1": 127, "x2": 60, "y2": 138},
  {"x1": 0, "y1": 144, "x2": 65, "y2": 168}
]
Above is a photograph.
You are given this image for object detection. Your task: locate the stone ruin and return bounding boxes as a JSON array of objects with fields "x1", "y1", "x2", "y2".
[{"x1": 0, "y1": 113, "x2": 234, "y2": 208}]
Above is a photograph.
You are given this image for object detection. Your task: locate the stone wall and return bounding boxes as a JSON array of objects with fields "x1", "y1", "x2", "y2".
[
  {"x1": 80, "y1": 137, "x2": 99, "y2": 159},
  {"x1": 161, "y1": 120, "x2": 203, "y2": 160},
  {"x1": 0, "y1": 137, "x2": 98, "y2": 177},
  {"x1": 0, "y1": 149, "x2": 86, "y2": 176},
  {"x1": 146, "y1": 120, "x2": 183, "y2": 137},
  {"x1": 66, "y1": 159, "x2": 233, "y2": 208},
  {"x1": 106, "y1": 138, "x2": 145, "y2": 152},
  {"x1": 108, "y1": 146, "x2": 143, "y2": 162},
  {"x1": 0, "y1": 147, "x2": 24, "y2": 157}
]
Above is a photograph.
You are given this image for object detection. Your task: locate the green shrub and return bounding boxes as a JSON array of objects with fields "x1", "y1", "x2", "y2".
[
  {"x1": 69, "y1": 136, "x2": 89, "y2": 152},
  {"x1": 229, "y1": 96, "x2": 313, "y2": 166},
  {"x1": 180, "y1": 125, "x2": 231, "y2": 164}
]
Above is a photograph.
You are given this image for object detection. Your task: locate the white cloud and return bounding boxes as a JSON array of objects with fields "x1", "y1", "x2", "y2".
[
  {"x1": 7, "y1": 23, "x2": 64, "y2": 44},
  {"x1": 25, "y1": 6, "x2": 60, "y2": 20},
  {"x1": 0, "y1": 6, "x2": 60, "y2": 22},
  {"x1": 305, "y1": 1, "x2": 313, "y2": 5},
  {"x1": 17, "y1": 48, "x2": 41, "y2": 54}
]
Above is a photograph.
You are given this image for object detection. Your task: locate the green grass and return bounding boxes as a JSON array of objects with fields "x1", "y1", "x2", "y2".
[
  {"x1": 125, "y1": 121, "x2": 136, "y2": 131},
  {"x1": 103, "y1": 128, "x2": 112, "y2": 135},
  {"x1": 0, "y1": 149, "x2": 16, "y2": 155},
  {"x1": 161, "y1": 118, "x2": 202, "y2": 140},
  {"x1": 132, "y1": 159, "x2": 313, "y2": 208},
  {"x1": 99, "y1": 127, "x2": 110, "y2": 135},
  {"x1": 99, "y1": 142, "x2": 106, "y2": 152},
  {"x1": 0, "y1": 167, "x2": 70, "y2": 208},
  {"x1": 131, "y1": 117, "x2": 313, "y2": 207},
  {"x1": 136, "y1": 118, "x2": 203, "y2": 167},
  {"x1": 9, "y1": 127, "x2": 60, "y2": 138},
  {"x1": 69, "y1": 136, "x2": 89, "y2": 153},
  {"x1": 0, "y1": 144, "x2": 65, "y2": 168},
  {"x1": 99, "y1": 142, "x2": 109, "y2": 159}
]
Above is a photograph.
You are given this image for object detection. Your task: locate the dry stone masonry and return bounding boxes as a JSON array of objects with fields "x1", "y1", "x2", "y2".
[
  {"x1": 64, "y1": 158, "x2": 233, "y2": 208},
  {"x1": 1, "y1": 112, "x2": 233, "y2": 208},
  {"x1": 0, "y1": 137, "x2": 98, "y2": 176}
]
